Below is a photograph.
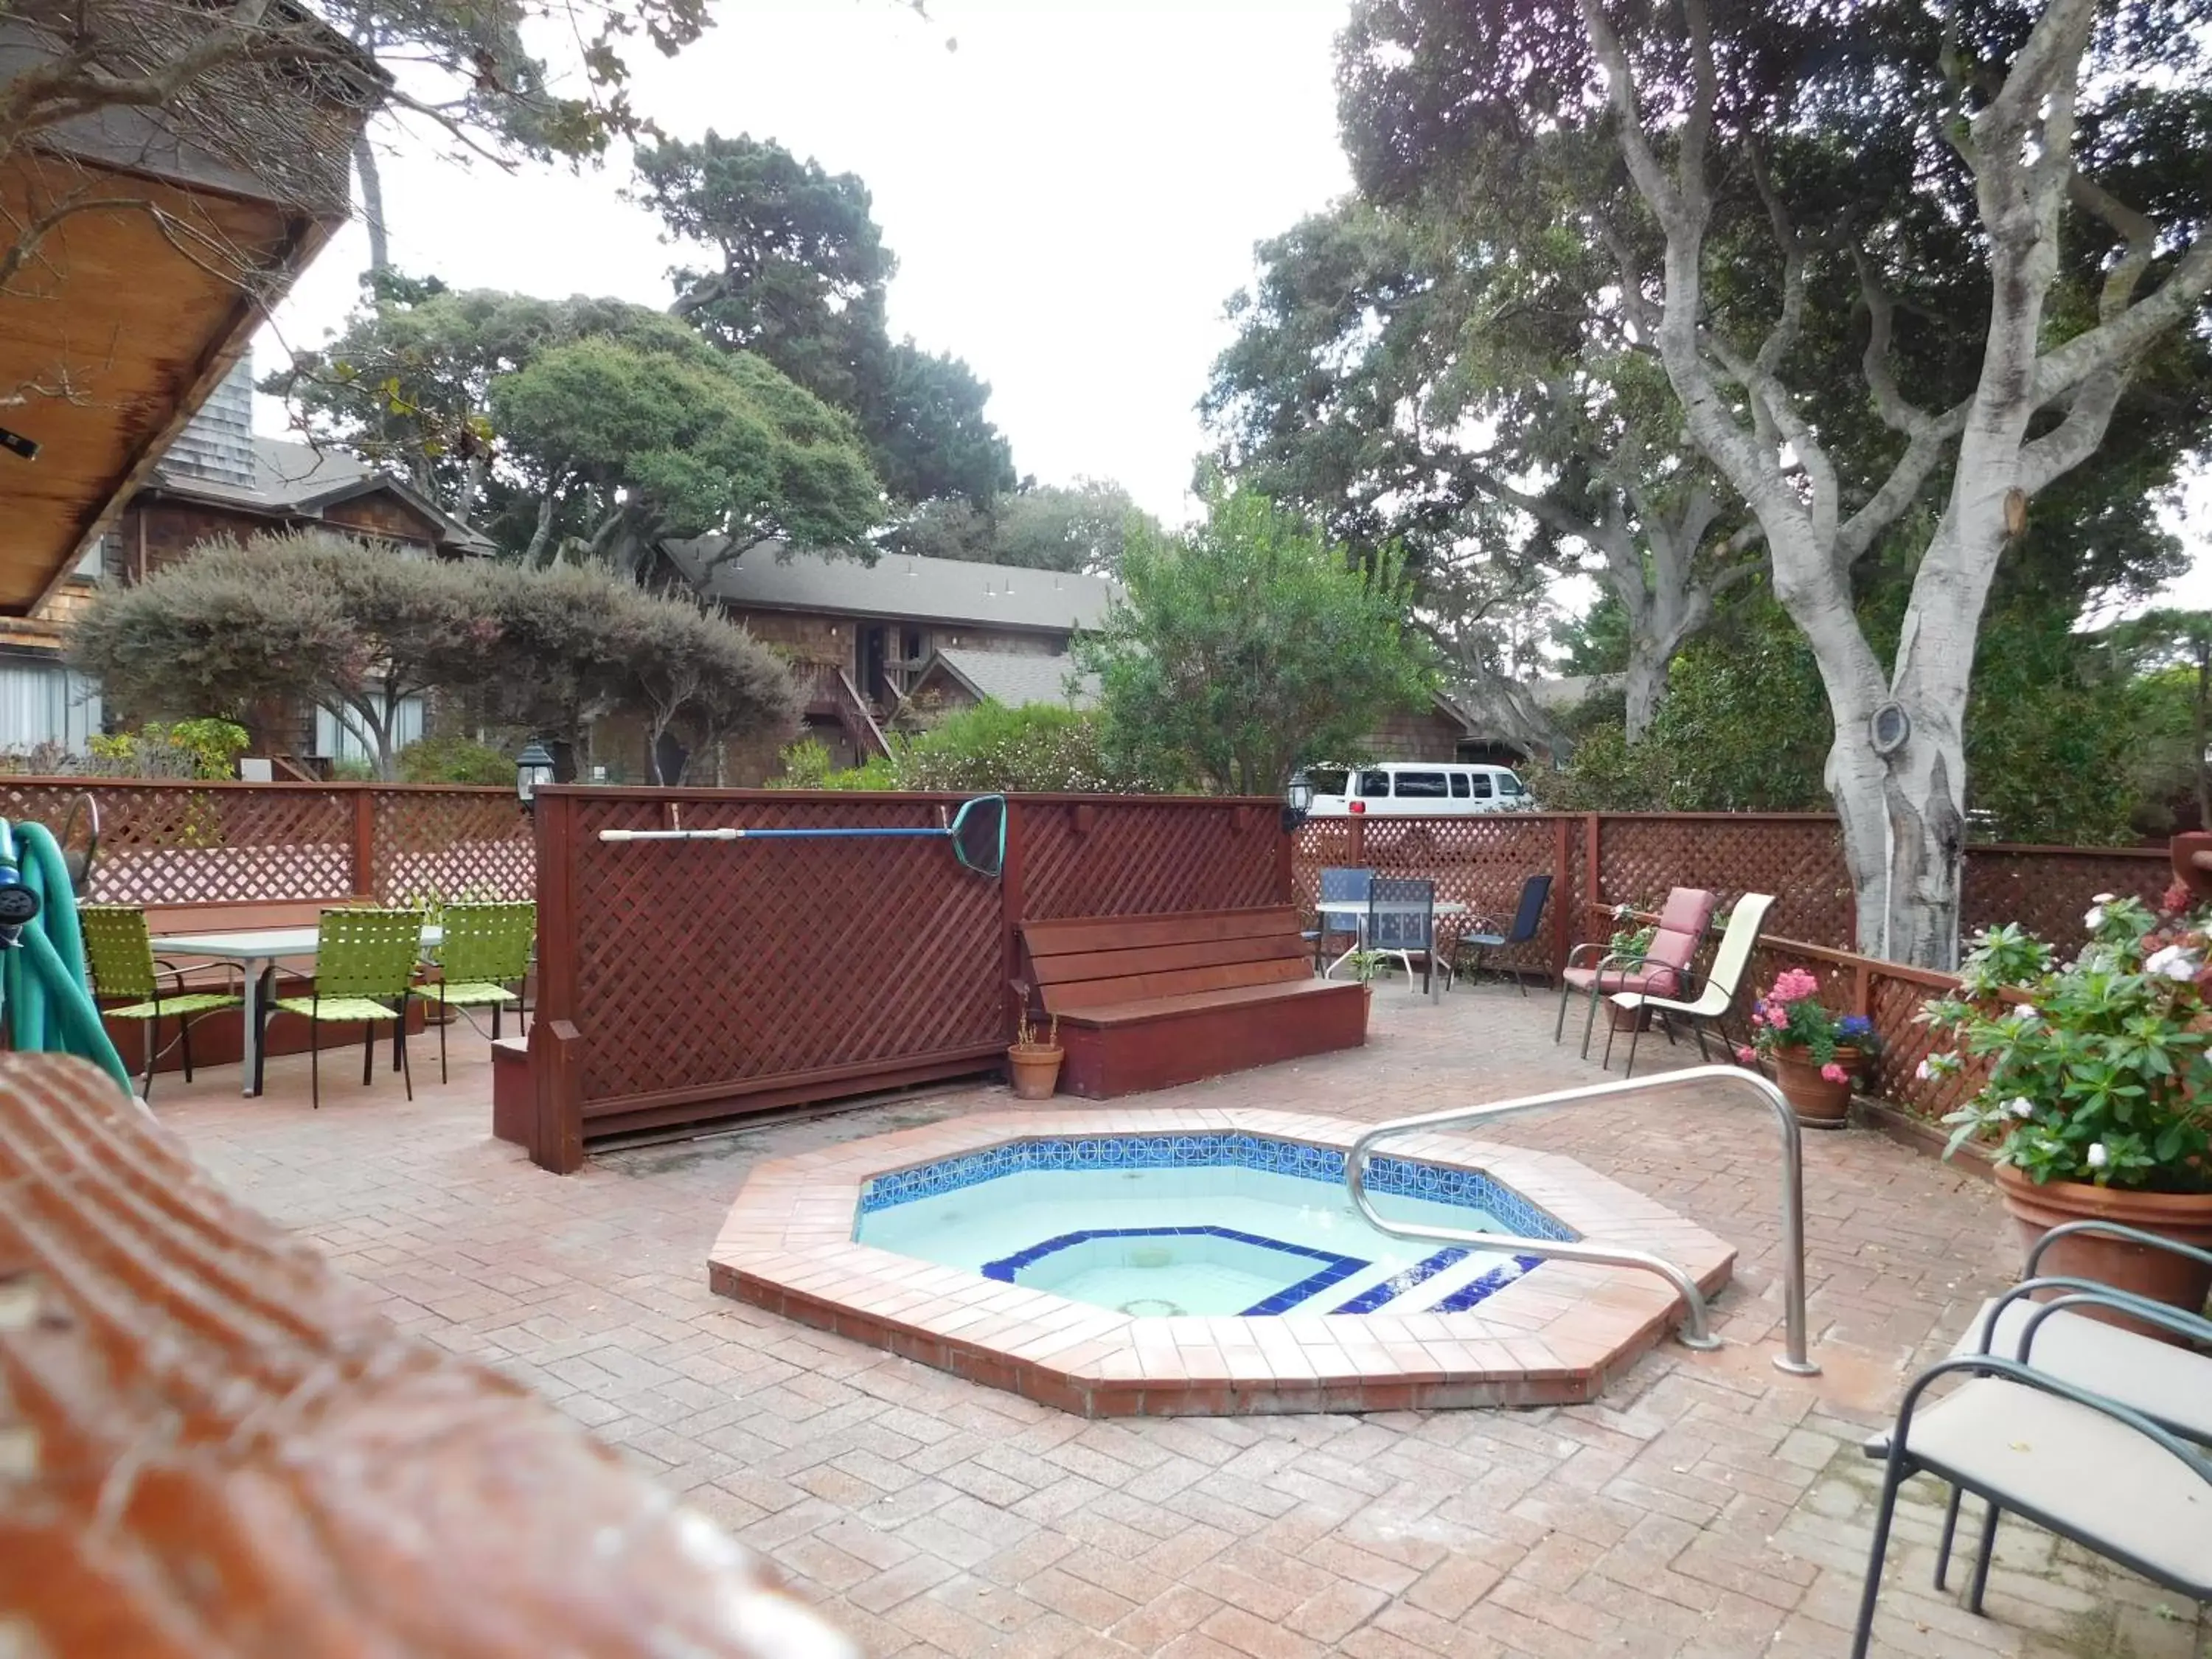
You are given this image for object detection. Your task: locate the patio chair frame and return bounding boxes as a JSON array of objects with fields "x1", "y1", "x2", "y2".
[
  {"x1": 1453, "y1": 874, "x2": 1553, "y2": 996},
  {"x1": 1603, "y1": 893, "x2": 1776, "y2": 1077},
  {"x1": 1554, "y1": 889, "x2": 1717, "y2": 1061},
  {"x1": 1367, "y1": 876, "x2": 1440, "y2": 995},
  {"x1": 78, "y1": 904, "x2": 244, "y2": 1101},
  {"x1": 1907, "y1": 1220, "x2": 2212, "y2": 1620},
  {"x1": 268, "y1": 908, "x2": 424, "y2": 1110},
  {"x1": 1851, "y1": 1340, "x2": 2212, "y2": 1659},
  {"x1": 1310, "y1": 867, "x2": 1374, "y2": 971},
  {"x1": 419, "y1": 901, "x2": 537, "y2": 1084}
]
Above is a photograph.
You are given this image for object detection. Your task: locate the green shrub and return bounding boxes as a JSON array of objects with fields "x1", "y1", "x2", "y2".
[
  {"x1": 87, "y1": 718, "x2": 251, "y2": 780},
  {"x1": 776, "y1": 702, "x2": 1175, "y2": 793},
  {"x1": 397, "y1": 734, "x2": 518, "y2": 786}
]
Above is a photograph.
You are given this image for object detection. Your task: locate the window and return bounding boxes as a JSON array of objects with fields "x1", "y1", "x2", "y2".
[
  {"x1": 1304, "y1": 767, "x2": 1349, "y2": 798},
  {"x1": 1497, "y1": 772, "x2": 1526, "y2": 796},
  {"x1": 316, "y1": 695, "x2": 425, "y2": 766},
  {"x1": 1393, "y1": 771, "x2": 1449, "y2": 798},
  {"x1": 1448, "y1": 773, "x2": 1470, "y2": 799},
  {"x1": 1468, "y1": 773, "x2": 1494, "y2": 798},
  {"x1": 1357, "y1": 771, "x2": 1391, "y2": 799},
  {"x1": 0, "y1": 658, "x2": 100, "y2": 753}
]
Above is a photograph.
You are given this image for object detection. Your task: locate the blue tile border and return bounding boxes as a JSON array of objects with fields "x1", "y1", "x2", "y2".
[
  {"x1": 1330, "y1": 1245, "x2": 1471, "y2": 1315},
  {"x1": 854, "y1": 1132, "x2": 1576, "y2": 1244},
  {"x1": 978, "y1": 1224, "x2": 1370, "y2": 1318},
  {"x1": 1429, "y1": 1253, "x2": 1545, "y2": 1314}
]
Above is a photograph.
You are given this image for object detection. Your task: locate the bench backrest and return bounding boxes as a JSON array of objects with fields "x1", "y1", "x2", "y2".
[{"x1": 1021, "y1": 906, "x2": 1312, "y2": 1012}]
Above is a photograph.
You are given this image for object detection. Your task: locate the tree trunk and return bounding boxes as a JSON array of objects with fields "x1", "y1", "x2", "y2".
[
  {"x1": 353, "y1": 130, "x2": 389, "y2": 274},
  {"x1": 1622, "y1": 639, "x2": 1667, "y2": 744}
]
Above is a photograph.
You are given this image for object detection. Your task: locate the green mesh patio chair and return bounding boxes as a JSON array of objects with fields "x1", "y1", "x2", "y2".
[
  {"x1": 80, "y1": 905, "x2": 243, "y2": 1100},
  {"x1": 270, "y1": 908, "x2": 425, "y2": 1108},
  {"x1": 420, "y1": 901, "x2": 535, "y2": 1082}
]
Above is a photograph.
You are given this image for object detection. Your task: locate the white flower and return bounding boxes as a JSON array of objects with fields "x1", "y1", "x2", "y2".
[
  {"x1": 2006, "y1": 1096, "x2": 2036, "y2": 1119},
  {"x1": 2093, "y1": 892, "x2": 2116, "y2": 905},
  {"x1": 2148, "y1": 943, "x2": 2200, "y2": 982},
  {"x1": 2086, "y1": 1143, "x2": 2110, "y2": 1170},
  {"x1": 2007, "y1": 1003, "x2": 2038, "y2": 1023},
  {"x1": 1915, "y1": 1059, "x2": 1933, "y2": 1082},
  {"x1": 2085, "y1": 906, "x2": 2106, "y2": 930}
]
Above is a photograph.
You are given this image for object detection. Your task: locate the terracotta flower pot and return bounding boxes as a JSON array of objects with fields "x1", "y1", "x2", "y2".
[
  {"x1": 1993, "y1": 1161, "x2": 2212, "y2": 1334},
  {"x1": 1006, "y1": 1043, "x2": 1063, "y2": 1102},
  {"x1": 1769, "y1": 1045, "x2": 1861, "y2": 1128},
  {"x1": 1607, "y1": 1002, "x2": 1648, "y2": 1033}
]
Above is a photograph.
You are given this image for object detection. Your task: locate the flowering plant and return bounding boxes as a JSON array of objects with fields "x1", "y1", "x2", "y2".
[
  {"x1": 1919, "y1": 889, "x2": 2212, "y2": 1192},
  {"x1": 1608, "y1": 902, "x2": 1656, "y2": 961},
  {"x1": 1737, "y1": 967, "x2": 1874, "y2": 1084}
]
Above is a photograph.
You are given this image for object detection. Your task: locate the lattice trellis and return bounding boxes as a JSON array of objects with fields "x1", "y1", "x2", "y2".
[
  {"x1": 1023, "y1": 801, "x2": 1279, "y2": 920},
  {"x1": 565, "y1": 793, "x2": 1005, "y2": 1107},
  {"x1": 1600, "y1": 815, "x2": 1853, "y2": 947},
  {"x1": 1961, "y1": 848, "x2": 2172, "y2": 951},
  {"x1": 373, "y1": 790, "x2": 535, "y2": 905},
  {"x1": 0, "y1": 782, "x2": 357, "y2": 906},
  {"x1": 1865, "y1": 970, "x2": 1987, "y2": 1126}
]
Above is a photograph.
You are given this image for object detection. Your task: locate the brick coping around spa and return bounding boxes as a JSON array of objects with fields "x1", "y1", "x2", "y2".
[{"x1": 707, "y1": 1107, "x2": 1736, "y2": 1417}]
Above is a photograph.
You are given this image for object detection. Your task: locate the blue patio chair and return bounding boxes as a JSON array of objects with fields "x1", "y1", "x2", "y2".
[
  {"x1": 1309, "y1": 866, "x2": 1374, "y2": 970},
  {"x1": 1453, "y1": 874, "x2": 1552, "y2": 995},
  {"x1": 1368, "y1": 876, "x2": 1439, "y2": 995}
]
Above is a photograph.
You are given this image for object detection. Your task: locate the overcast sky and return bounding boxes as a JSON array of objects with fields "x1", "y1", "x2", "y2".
[
  {"x1": 257, "y1": 0, "x2": 1355, "y2": 526},
  {"x1": 257, "y1": 0, "x2": 2206, "y2": 605}
]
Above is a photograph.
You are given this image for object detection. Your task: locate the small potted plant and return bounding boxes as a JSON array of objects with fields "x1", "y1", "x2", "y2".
[
  {"x1": 1739, "y1": 967, "x2": 1874, "y2": 1126},
  {"x1": 1921, "y1": 891, "x2": 2212, "y2": 1317},
  {"x1": 1006, "y1": 979, "x2": 1063, "y2": 1101},
  {"x1": 1345, "y1": 948, "x2": 1387, "y2": 1001},
  {"x1": 1604, "y1": 904, "x2": 1658, "y2": 1032}
]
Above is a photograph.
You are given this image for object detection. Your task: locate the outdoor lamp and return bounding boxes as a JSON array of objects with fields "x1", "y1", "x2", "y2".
[
  {"x1": 1281, "y1": 775, "x2": 1315, "y2": 833},
  {"x1": 515, "y1": 740, "x2": 555, "y2": 808}
]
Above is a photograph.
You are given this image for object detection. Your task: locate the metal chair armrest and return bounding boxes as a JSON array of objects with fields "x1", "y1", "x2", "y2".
[
  {"x1": 1889, "y1": 1352, "x2": 2212, "y2": 1487},
  {"x1": 2025, "y1": 1218, "x2": 2212, "y2": 1280},
  {"x1": 154, "y1": 956, "x2": 245, "y2": 996},
  {"x1": 1982, "y1": 1277, "x2": 2212, "y2": 1361}
]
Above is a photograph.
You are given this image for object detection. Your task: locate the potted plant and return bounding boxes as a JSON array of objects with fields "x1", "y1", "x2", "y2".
[
  {"x1": 1739, "y1": 967, "x2": 1874, "y2": 1126},
  {"x1": 1006, "y1": 980, "x2": 1063, "y2": 1101},
  {"x1": 1922, "y1": 891, "x2": 2212, "y2": 1317},
  {"x1": 1345, "y1": 948, "x2": 1387, "y2": 1002},
  {"x1": 1604, "y1": 904, "x2": 1658, "y2": 1032}
]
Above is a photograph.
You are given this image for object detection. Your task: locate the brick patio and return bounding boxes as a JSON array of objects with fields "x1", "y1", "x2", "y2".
[{"x1": 154, "y1": 986, "x2": 2211, "y2": 1658}]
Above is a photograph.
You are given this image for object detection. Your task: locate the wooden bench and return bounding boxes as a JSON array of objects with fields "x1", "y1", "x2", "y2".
[{"x1": 1019, "y1": 906, "x2": 1368, "y2": 1099}]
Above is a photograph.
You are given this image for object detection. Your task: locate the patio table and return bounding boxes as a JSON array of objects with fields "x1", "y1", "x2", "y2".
[
  {"x1": 147, "y1": 922, "x2": 443, "y2": 1097},
  {"x1": 1315, "y1": 898, "x2": 1466, "y2": 995}
]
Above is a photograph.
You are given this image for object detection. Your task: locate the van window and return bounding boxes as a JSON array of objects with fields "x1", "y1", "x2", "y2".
[
  {"x1": 1394, "y1": 771, "x2": 1449, "y2": 798},
  {"x1": 1497, "y1": 772, "x2": 1526, "y2": 797},
  {"x1": 1469, "y1": 773, "x2": 1493, "y2": 799},
  {"x1": 1304, "y1": 767, "x2": 1349, "y2": 798},
  {"x1": 1357, "y1": 770, "x2": 1391, "y2": 799},
  {"x1": 1448, "y1": 773, "x2": 1470, "y2": 799}
]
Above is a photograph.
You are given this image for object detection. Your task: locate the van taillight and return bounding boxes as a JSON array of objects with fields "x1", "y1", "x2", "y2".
[{"x1": 1349, "y1": 801, "x2": 1365, "y2": 814}]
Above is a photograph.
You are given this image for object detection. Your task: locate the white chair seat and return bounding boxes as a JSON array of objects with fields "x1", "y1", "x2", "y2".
[
  {"x1": 1869, "y1": 1377, "x2": 2212, "y2": 1593},
  {"x1": 1949, "y1": 1296, "x2": 2212, "y2": 1440},
  {"x1": 1610, "y1": 984, "x2": 1730, "y2": 1019}
]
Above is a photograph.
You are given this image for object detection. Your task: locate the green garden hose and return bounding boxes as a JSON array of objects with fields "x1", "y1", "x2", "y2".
[{"x1": 0, "y1": 818, "x2": 131, "y2": 1092}]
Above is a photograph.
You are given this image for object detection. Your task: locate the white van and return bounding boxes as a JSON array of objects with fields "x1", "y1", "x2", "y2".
[{"x1": 1299, "y1": 762, "x2": 1533, "y2": 817}]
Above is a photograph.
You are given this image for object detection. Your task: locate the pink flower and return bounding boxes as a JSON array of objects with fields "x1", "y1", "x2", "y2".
[
  {"x1": 1770, "y1": 967, "x2": 1821, "y2": 1004},
  {"x1": 1820, "y1": 1062, "x2": 1848, "y2": 1085},
  {"x1": 1735, "y1": 1046, "x2": 1757, "y2": 1065}
]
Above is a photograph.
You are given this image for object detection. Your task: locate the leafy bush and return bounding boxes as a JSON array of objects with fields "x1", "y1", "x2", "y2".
[
  {"x1": 779, "y1": 702, "x2": 1172, "y2": 793},
  {"x1": 397, "y1": 734, "x2": 515, "y2": 786},
  {"x1": 87, "y1": 719, "x2": 250, "y2": 780},
  {"x1": 1924, "y1": 894, "x2": 2212, "y2": 1192}
]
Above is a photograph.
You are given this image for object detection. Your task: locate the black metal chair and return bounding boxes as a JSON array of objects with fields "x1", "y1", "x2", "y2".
[
  {"x1": 1368, "y1": 877, "x2": 1439, "y2": 995},
  {"x1": 1453, "y1": 874, "x2": 1551, "y2": 995},
  {"x1": 1307, "y1": 866, "x2": 1374, "y2": 971}
]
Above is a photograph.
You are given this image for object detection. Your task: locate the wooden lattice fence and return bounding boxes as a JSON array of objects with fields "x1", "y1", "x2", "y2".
[
  {"x1": 0, "y1": 778, "x2": 532, "y2": 911},
  {"x1": 526, "y1": 788, "x2": 1287, "y2": 1166}
]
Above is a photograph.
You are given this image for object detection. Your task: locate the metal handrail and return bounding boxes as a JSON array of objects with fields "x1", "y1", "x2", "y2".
[{"x1": 1346, "y1": 1064, "x2": 1820, "y2": 1376}]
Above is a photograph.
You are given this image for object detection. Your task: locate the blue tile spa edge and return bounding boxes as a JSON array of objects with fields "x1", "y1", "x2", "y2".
[
  {"x1": 1330, "y1": 1246, "x2": 1470, "y2": 1315},
  {"x1": 1429, "y1": 1253, "x2": 1546, "y2": 1314},
  {"x1": 855, "y1": 1131, "x2": 1577, "y2": 1244},
  {"x1": 979, "y1": 1224, "x2": 1370, "y2": 1317}
]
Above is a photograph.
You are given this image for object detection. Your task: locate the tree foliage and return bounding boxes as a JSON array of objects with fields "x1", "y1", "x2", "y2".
[
  {"x1": 67, "y1": 534, "x2": 799, "y2": 781},
  {"x1": 779, "y1": 701, "x2": 1166, "y2": 794},
  {"x1": 270, "y1": 279, "x2": 882, "y2": 572},
  {"x1": 634, "y1": 131, "x2": 1017, "y2": 507},
  {"x1": 883, "y1": 479, "x2": 1160, "y2": 574},
  {"x1": 1073, "y1": 482, "x2": 1436, "y2": 793}
]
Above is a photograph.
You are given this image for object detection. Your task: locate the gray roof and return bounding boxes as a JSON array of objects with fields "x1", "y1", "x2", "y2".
[
  {"x1": 665, "y1": 537, "x2": 1122, "y2": 634},
  {"x1": 919, "y1": 647, "x2": 1100, "y2": 710},
  {"x1": 147, "y1": 437, "x2": 495, "y2": 554}
]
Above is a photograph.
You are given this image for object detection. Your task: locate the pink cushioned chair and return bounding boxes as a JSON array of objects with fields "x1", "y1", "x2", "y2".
[{"x1": 1554, "y1": 887, "x2": 1719, "y2": 1060}]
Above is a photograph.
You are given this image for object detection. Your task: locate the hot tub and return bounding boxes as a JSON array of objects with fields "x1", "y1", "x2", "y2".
[{"x1": 710, "y1": 1108, "x2": 1736, "y2": 1416}]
